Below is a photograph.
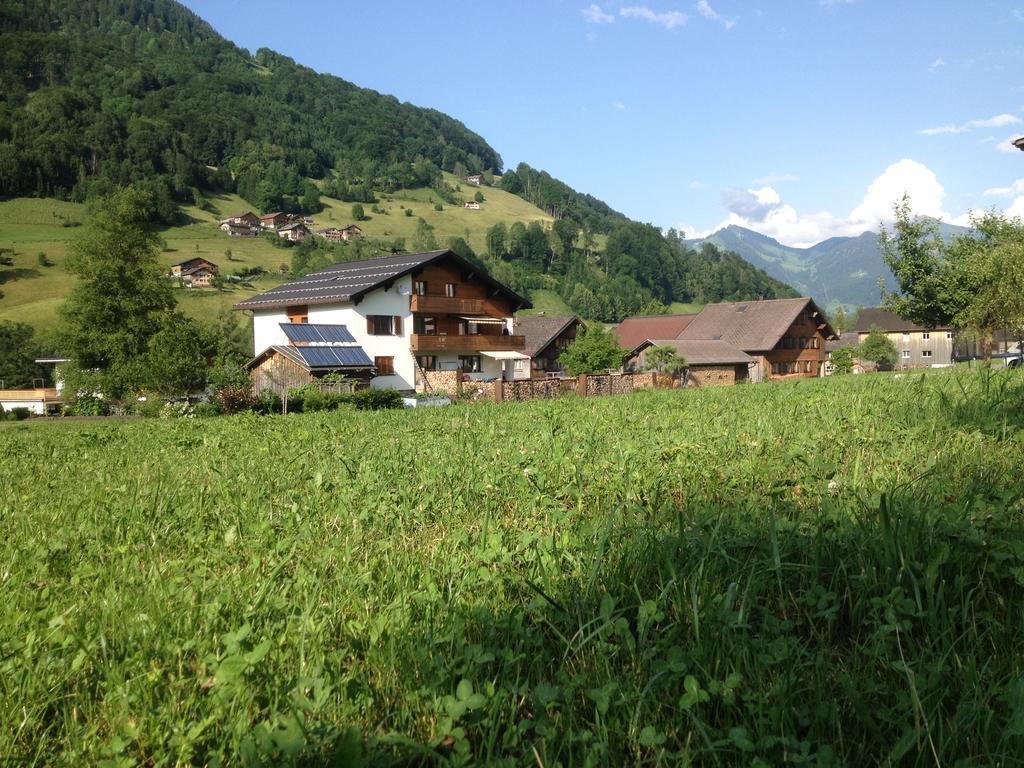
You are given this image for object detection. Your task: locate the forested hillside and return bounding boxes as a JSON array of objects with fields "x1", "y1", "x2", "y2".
[{"x1": 0, "y1": 0, "x2": 798, "y2": 322}]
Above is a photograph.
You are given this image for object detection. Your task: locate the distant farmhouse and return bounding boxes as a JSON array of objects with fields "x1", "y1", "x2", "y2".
[
  {"x1": 221, "y1": 211, "x2": 260, "y2": 228},
  {"x1": 259, "y1": 212, "x2": 289, "y2": 230},
  {"x1": 169, "y1": 257, "x2": 219, "y2": 288},
  {"x1": 463, "y1": 200, "x2": 481, "y2": 210},
  {"x1": 466, "y1": 173, "x2": 484, "y2": 185},
  {"x1": 618, "y1": 297, "x2": 837, "y2": 384},
  {"x1": 855, "y1": 308, "x2": 954, "y2": 368},
  {"x1": 318, "y1": 224, "x2": 362, "y2": 242},
  {"x1": 276, "y1": 221, "x2": 308, "y2": 243},
  {"x1": 235, "y1": 249, "x2": 532, "y2": 392}
]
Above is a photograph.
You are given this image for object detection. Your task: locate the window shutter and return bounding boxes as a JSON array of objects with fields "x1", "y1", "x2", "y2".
[
  {"x1": 367, "y1": 316, "x2": 374, "y2": 335},
  {"x1": 393, "y1": 316, "x2": 402, "y2": 335}
]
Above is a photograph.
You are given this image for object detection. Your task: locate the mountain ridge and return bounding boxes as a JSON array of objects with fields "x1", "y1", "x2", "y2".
[{"x1": 687, "y1": 221, "x2": 972, "y2": 309}]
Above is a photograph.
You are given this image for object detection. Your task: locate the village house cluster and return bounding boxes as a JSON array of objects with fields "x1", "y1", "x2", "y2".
[{"x1": 234, "y1": 249, "x2": 845, "y2": 397}]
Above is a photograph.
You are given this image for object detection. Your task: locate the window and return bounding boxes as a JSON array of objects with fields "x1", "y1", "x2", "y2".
[
  {"x1": 367, "y1": 315, "x2": 402, "y2": 335},
  {"x1": 286, "y1": 305, "x2": 308, "y2": 324},
  {"x1": 922, "y1": 350, "x2": 932, "y2": 358},
  {"x1": 414, "y1": 316, "x2": 436, "y2": 335},
  {"x1": 902, "y1": 350, "x2": 911, "y2": 359},
  {"x1": 413, "y1": 280, "x2": 427, "y2": 296},
  {"x1": 799, "y1": 337, "x2": 808, "y2": 349},
  {"x1": 922, "y1": 332, "x2": 930, "y2": 340},
  {"x1": 445, "y1": 283, "x2": 457, "y2": 297},
  {"x1": 416, "y1": 355, "x2": 437, "y2": 370},
  {"x1": 374, "y1": 356, "x2": 395, "y2": 375},
  {"x1": 812, "y1": 337, "x2": 820, "y2": 349},
  {"x1": 459, "y1": 355, "x2": 481, "y2": 372},
  {"x1": 946, "y1": 332, "x2": 954, "y2": 339},
  {"x1": 803, "y1": 360, "x2": 812, "y2": 373}
]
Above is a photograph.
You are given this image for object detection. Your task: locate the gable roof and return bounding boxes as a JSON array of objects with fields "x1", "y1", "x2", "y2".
[
  {"x1": 614, "y1": 314, "x2": 697, "y2": 350},
  {"x1": 278, "y1": 221, "x2": 308, "y2": 232},
  {"x1": 247, "y1": 344, "x2": 373, "y2": 372},
  {"x1": 678, "y1": 297, "x2": 835, "y2": 351},
  {"x1": 513, "y1": 315, "x2": 581, "y2": 357},
  {"x1": 260, "y1": 211, "x2": 285, "y2": 220},
  {"x1": 854, "y1": 307, "x2": 951, "y2": 333},
  {"x1": 632, "y1": 338, "x2": 754, "y2": 366},
  {"x1": 171, "y1": 256, "x2": 217, "y2": 269},
  {"x1": 234, "y1": 249, "x2": 531, "y2": 311}
]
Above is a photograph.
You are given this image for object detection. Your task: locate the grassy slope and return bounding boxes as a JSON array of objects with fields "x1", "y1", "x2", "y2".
[
  {"x1": 0, "y1": 174, "x2": 556, "y2": 330},
  {"x1": 2, "y1": 370, "x2": 1024, "y2": 764}
]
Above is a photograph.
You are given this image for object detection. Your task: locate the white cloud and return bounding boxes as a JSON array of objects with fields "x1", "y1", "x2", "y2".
[
  {"x1": 820, "y1": 0, "x2": 857, "y2": 6},
  {"x1": 983, "y1": 179, "x2": 1024, "y2": 197},
  {"x1": 997, "y1": 135, "x2": 1024, "y2": 153},
  {"x1": 928, "y1": 57, "x2": 946, "y2": 71},
  {"x1": 695, "y1": 0, "x2": 736, "y2": 29},
  {"x1": 752, "y1": 172, "x2": 800, "y2": 185},
  {"x1": 582, "y1": 4, "x2": 615, "y2": 24},
  {"x1": 918, "y1": 112, "x2": 1021, "y2": 135},
  {"x1": 612, "y1": 100, "x2": 628, "y2": 111},
  {"x1": 689, "y1": 179, "x2": 708, "y2": 190},
  {"x1": 705, "y1": 159, "x2": 965, "y2": 248},
  {"x1": 620, "y1": 5, "x2": 689, "y2": 29}
]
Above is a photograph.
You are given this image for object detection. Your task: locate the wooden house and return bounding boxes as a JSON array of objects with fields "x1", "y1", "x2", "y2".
[
  {"x1": 463, "y1": 201, "x2": 481, "y2": 210},
  {"x1": 220, "y1": 211, "x2": 260, "y2": 228},
  {"x1": 626, "y1": 339, "x2": 753, "y2": 386},
  {"x1": 170, "y1": 257, "x2": 218, "y2": 279},
  {"x1": 855, "y1": 308, "x2": 955, "y2": 368},
  {"x1": 513, "y1": 315, "x2": 582, "y2": 378},
  {"x1": 246, "y1": 323, "x2": 375, "y2": 396},
  {"x1": 466, "y1": 174, "x2": 484, "y2": 185},
  {"x1": 277, "y1": 222, "x2": 309, "y2": 242},
  {"x1": 260, "y1": 212, "x2": 289, "y2": 230},
  {"x1": 236, "y1": 249, "x2": 532, "y2": 391}
]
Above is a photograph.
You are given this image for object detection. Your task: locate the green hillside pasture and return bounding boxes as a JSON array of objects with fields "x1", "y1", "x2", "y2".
[
  {"x1": 0, "y1": 180, "x2": 559, "y2": 331},
  {"x1": 2, "y1": 370, "x2": 1024, "y2": 764}
]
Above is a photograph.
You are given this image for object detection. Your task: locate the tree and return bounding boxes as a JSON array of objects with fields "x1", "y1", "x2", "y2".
[
  {"x1": 830, "y1": 346, "x2": 855, "y2": 375},
  {"x1": 412, "y1": 217, "x2": 438, "y2": 251},
  {"x1": 0, "y1": 321, "x2": 44, "y2": 387},
  {"x1": 473, "y1": 190, "x2": 484, "y2": 204},
  {"x1": 486, "y1": 222, "x2": 507, "y2": 258},
  {"x1": 645, "y1": 345, "x2": 686, "y2": 374},
  {"x1": 831, "y1": 306, "x2": 848, "y2": 334},
  {"x1": 143, "y1": 313, "x2": 215, "y2": 395},
  {"x1": 59, "y1": 187, "x2": 176, "y2": 397},
  {"x1": 859, "y1": 327, "x2": 898, "y2": 369},
  {"x1": 559, "y1": 324, "x2": 625, "y2": 375},
  {"x1": 880, "y1": 198, "x2": 1024, "y2": 351},
  {"x1": 351, "y1": 203, "x2": 365, "y2": 221}
]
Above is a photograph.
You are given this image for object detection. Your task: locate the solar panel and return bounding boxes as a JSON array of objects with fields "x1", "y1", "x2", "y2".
[
  {"x1": 295, "y1": 346, "x2": 373, "y2": 368},
  {"x1": 280, "y1": 323, "x2": 356, "y2": 344}
]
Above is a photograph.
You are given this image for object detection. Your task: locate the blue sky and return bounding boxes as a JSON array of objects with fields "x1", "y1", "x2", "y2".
[{"x1": 183, "y1": 1, "x2": 1024, "y2": 246}]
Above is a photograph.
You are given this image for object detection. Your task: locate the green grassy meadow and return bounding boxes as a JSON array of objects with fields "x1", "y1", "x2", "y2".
[
  {"x1": 3, "y1": 370, "x2": 1024, "y2": 765},
  {"x1": 0, "y1": 176, "x2": 555, "y2": 332}
]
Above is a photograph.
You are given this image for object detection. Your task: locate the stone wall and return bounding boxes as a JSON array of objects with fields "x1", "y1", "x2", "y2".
[{"x1": 687, "y1": 365, "x2": 737, "y2": 387}]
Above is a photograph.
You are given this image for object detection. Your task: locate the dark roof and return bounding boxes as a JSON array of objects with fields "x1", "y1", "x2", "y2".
[
  {"x1": 249, "y1": 344, "x2": 373, "y2": 371},
  {"x1": 631, "y1": 338, "x2": 753, "y2": 366},
  {"x1": 614, "y1": 314, "x2": 697, "y2": 350},
  {"x1": 1014, "y1": 136, "x2": 1024, "y2": 151},
  {"x1": 854, "y1": 307, "x2": 951, "y2": 333},
  {"x1": 280, "y1": 323, "x2": 356, "y2": 344},
  {"x1": 825, "y1": 332, "x2": 859, "y2": 352},
  {"x1": 679, "y1": 297, "x2": 836, "y2": 351},
  {"x1": 278, "y1": 221, "x2": 308, "y2": 232},
  {"x1": 171, "y1": 256, "x2": 217, "y2": 268},
  {"x1": 234, "y1": 249, "x2": 531, "y2": 311},
  {"x1": 260, "y1": 211, "x2": 285, "y2": 219},
  {"x1": 513, "y1": 315, "x2": 581, "y2": 357}
]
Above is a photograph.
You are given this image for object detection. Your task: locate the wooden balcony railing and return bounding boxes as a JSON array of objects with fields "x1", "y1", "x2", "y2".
[
  {"x1": 409, "y1": 294, "x2": 488, "y2": 314},
  {"x1": 410, "y1": 334, "x2": 526, "y2": 353}
]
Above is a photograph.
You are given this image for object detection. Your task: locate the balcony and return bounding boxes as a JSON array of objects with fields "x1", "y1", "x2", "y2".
[
  {"x1": 409, "y1": 294, "x2": 488, "y2": 314},
  {"x1": 410, "y1": 334, "x2": 526, "y2": 353}
]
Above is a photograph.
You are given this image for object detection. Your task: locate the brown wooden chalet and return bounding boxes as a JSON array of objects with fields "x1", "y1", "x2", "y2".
[
  {"x1": 513, "y1": 315, "x2": 582, "y2": 377},
  {"x1": 221, "y1": 211, "x2": 260, "y2": 228},
  {"x1": 260, "y1": 212, "x2": 289, "y2": 229}
]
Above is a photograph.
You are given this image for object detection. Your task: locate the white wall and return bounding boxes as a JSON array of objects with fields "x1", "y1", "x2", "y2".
[
  {"x1": 0, "y1": 398, "x2": 45, "y2": 415},
  {"x1": 308, "y1": 276, "x2": 414, "y2": 390},
  {"x1": 252, "y1": 309, "x2": 290, "y2": 355}
]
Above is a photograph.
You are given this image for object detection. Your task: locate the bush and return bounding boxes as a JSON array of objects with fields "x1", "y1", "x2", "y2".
[
  {"x1": 136, "y1": 395, "x2": 166, "y2": 418},
  {"x1": 256, "y1": 389, "x2": 281, "y2": 415},
  {"x1": 160, "y1": 401, "x2": 195, "y2": 419},
  {"x1": 70, "y1": 394, "x2": 108, "y2": 416},
  {"x1": 1, "y1": 406, "x2": 31, "y2": 421},
  {"x1": 216, "y1": 384, "x2": 257, "y2": 415},
  {"x1": 193, "y1": 401, "x2": 221, "y2": 418},
  {"x1": 351, "y1": 387, "x2": 403, "y2": 411}
]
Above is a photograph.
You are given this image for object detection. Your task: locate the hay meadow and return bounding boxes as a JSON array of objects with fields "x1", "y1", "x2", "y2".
[{"x1": 2, "y1": 370, "x2": 1024, "y2": 765}]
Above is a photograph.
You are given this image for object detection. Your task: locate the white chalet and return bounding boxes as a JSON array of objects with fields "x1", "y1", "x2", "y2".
[{"x1": 234, "y1": 250, "x2": 532, "y2": 391}]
